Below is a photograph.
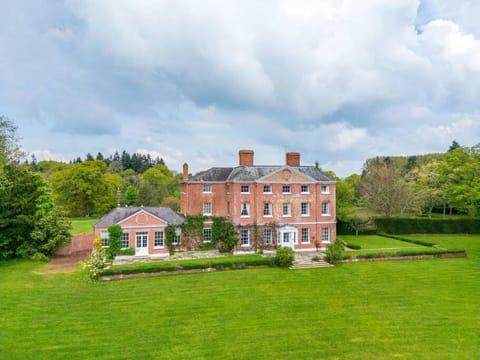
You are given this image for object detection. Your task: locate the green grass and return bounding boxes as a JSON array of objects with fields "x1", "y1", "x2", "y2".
[
  {"x1": 1, "y1": 235, "x2": 479, "y2": 359},
  {"x1": 340, "y1": 235, "x2": 425, "y2": 249},
  {"x1": 70, "y1": 217, "x2": 98, "y2": 236}
]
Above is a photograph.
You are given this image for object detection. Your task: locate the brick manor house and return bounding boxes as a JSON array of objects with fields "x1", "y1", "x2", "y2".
[{"x1": 181, "y1": 150, "x2": 336, "y2": 251}]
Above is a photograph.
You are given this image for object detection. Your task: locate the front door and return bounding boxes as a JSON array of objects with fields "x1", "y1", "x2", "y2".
[
  {"x1": 135, "y1": 232, "x2": 148, "y2": 256},
  {"x1": 278, "y1": 226, "x2": 298, "y2": 249},
  {"x1": 282, "y1": 232, "x2": 292, "y2": 248}
]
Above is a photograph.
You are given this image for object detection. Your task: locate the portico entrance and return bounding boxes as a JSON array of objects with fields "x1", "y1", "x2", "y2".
[{"x1": 277, "y1": 225, "x2": 298, "y2": 249}]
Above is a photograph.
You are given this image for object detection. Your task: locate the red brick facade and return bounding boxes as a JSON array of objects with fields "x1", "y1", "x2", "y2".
[
  {"x1": 181, "y1": 151, "x2": 336, "y2": 251},
  {"x1": 93, "y1": 207, "x2": 183, "y2": 256}
]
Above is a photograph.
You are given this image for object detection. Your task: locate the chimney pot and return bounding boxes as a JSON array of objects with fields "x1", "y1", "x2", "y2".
[
  {"x1": 286, "y1": 152, "x2": 301, "y2": 167},
  {"x1": 239, "y1": 150, "x2": 254, "y2": 166}
]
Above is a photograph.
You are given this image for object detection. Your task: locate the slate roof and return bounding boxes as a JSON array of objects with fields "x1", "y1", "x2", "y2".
[
  {"x1": 94, "y1": 207, "x2": 184, "y2": 228},
  {"x1": 187, "y1": 165, "x2": 333, "y2": 182}
]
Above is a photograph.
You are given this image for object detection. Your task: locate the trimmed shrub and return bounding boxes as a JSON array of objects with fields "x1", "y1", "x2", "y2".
[
  {"x1": 100, "y1": 255, "x2": 272, "y2": 276},
  {"x1": 354, "y1": 248, "x2": 466, "y2": 259},
  {"x1": 345, "y1": 242, "x2": 361, "y2": 250},
  {"x1": 273, "y1": 247, "x2": 295, "y2": 267},
  {"x1": 377, "y1": 233, "x2": 436, "y2": 247}
]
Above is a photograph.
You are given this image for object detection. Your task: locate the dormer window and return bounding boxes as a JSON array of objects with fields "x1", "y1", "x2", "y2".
[{"x1": 241, "y1": 185, "x2": 250, "y2": 194}]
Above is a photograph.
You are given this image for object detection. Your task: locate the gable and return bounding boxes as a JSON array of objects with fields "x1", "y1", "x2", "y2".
[
  {"x1": 118, "y1": 209, "x2": 168, "y2": 227},
  {"x1": 259, "y1": 166, "x2": 315, "y2": 183}
]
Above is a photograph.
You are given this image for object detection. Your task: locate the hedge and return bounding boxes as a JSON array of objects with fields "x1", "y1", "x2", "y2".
[
  {"x1": 344, "y1": 242, "x2": 361, "y2": 250},
  {"x1": 374, "y1": 217, "x2": 480, "y2": 234},
  {"x1": 342, "y1": 248, "x2": 465, "y2": 260},
  {"x1": 377, "y1": 233, "x2": 436, "y2": 247},
  {"x1": 338, "y1": 217, "x2": 480, "y2": 235},
  {"x1": 100, "y1": 255, "x2": 272, "y2": 276},
  {"x1": 337, "y1": 220, "x2": 376, "y2": 235}
]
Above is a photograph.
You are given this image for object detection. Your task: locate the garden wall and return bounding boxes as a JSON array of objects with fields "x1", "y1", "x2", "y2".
[{"x1": 55, "y1": 234, "x2": 94, "y2": 256}]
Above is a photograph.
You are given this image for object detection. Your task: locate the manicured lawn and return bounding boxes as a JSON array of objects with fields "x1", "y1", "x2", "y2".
[
  {"x1": 339, "y1": 235, "x2": 424, "y2": 249},
  {"x1": 1, "y1": 235, "x2": 479, "y2": 359},
  {"x1": 70, "y1": 217, "x2": 99, "y2": 235}
]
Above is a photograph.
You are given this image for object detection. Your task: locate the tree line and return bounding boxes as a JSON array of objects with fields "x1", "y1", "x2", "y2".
[
  {"x1": 62, "y1": 150, "x2": 166, "y2": 174},
  {"x1": 0, "y1": 116, "x2": 180, "y2": 259},
  {"x1": 333, "y1": 140, "x2": 480, "y2": 233},
  {"x1": 34, "y1": 156, "x2": 180, "y2": 217}
]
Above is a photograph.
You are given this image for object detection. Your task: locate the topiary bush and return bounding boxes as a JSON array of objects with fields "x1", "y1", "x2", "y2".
[{"x1": 273, "y1": 247, "x2": 295, "y2": 267}]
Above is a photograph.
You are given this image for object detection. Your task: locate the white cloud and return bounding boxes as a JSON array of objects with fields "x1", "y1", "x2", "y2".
[{"x1": 2, "y1": 0, "x2": 480, "y2": 177}]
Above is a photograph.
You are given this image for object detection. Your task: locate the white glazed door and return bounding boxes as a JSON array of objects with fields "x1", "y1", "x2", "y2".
[{"x1": 135, "y1": 232, "x2": 148, "y2": 256}]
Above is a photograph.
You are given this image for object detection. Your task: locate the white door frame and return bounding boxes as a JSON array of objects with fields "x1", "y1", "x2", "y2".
[
  {"x1": 135, "y1": 232, "x2": 149, "y2": 256},
  {"x1": 277, "y1": 225, "x2": 298, "y2": 249}
]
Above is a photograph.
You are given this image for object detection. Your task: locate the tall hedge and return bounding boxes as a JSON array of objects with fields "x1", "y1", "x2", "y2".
[
  {"x1": 374, "y1": 217, "x2": 480, "y2": 234},
  {"x1": 338, "y1": 217, "x2": 480, "y2": 235}
]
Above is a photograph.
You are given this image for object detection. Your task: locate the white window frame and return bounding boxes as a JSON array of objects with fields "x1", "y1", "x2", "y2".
[
  {"x1": 241, "y1": 185, "x2": 250, "y2": 194},
  {"x1": 301, "y1": 185, "x2": 309, "y2": 193},
  {"x1": 263, "y1": 185, "x2": 272, "y2": 194},
  {"x1": 263, "y1": 228, "x2": 272, "y2": 245},
  {"x1": 282, "y1": 202, "x2": 291, "y2": 217},
  {"x1": 282, "y1": 185, "x2": 291, "y2": 194},
  {"x1": 322, "y1": 201, "x2": 330, "y2": 216},
  {"x1": 321, "y1": 185, "x2": 330, "y2": 194},
  {"x1": 301, "y1": 202, "x2": 310, "y2": 216},
  {"x1": 203, "y1": 201, "x2": 212, "y2": 216},
  {"x1": 241, "y1": 202, "x2": 250, "y2": 217},
  {"x1": 322, "y1": 227, "x2": 331, "y2": 243},
  {"x1": 154, "y1": 231, "x2": 164, "y2": 248},
  {"x1": 203, "y1": 228, "x2": 212, "y2": 243},
  {"x1": 101, "y1": 231, "x2": 109, "y2": 247},
  {"x1": 135, "y1": 231, "x2": 148, "y2": 248},
  {"x1": 263, "y1": 202, "x2": 272, "y2": 217},
  {"x1": 203, "y1": 184, "x2": 212, "y2": 193},
  {"x1": 121, "y1": 232, "x2": 129, "y2": 249},
  {"x1": 301, "y1": 228, "x2": 310, "y2": 243},
  {"x1": 240, "y1": 229, "x2": 250, "y2": 247}
]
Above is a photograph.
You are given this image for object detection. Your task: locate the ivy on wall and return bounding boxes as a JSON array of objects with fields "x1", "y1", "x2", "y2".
[{"x1": 211, "y1": 217, "x2": 237, "y2": 253}]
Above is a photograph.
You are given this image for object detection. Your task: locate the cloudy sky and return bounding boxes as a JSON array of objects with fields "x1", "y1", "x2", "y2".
[{"x1": 1, "y1": 0, "x2": 480, "y2": 177}]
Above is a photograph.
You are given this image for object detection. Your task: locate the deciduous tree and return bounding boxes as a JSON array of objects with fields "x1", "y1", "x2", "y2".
[{"x1": 360, "y1": 157, "x2": 416, "y2": 216}]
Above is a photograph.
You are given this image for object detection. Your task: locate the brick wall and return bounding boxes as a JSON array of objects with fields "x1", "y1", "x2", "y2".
[{"x1": 55, "y1": 234, "x2": 94, "y2": 256}]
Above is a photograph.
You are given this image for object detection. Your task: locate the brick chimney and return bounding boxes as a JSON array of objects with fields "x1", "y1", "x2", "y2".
[
  {"x1": 286, "y1": 152, "x2": 300, "y2": 166},
  {"x1": 239, "y1": 150, "x2": 254, "y2": 166},
  {"x1": 182, "y1": 163, "x2": 189, "y2": 180}
]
